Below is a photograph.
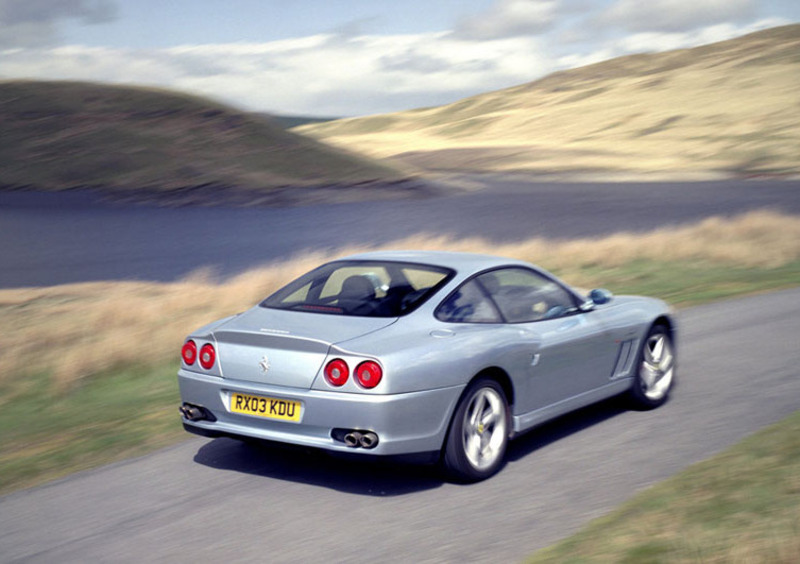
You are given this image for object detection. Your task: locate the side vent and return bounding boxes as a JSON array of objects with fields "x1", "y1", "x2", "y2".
[{"x1": 610, "y1": 339, "x2": 636, "y2": 379}]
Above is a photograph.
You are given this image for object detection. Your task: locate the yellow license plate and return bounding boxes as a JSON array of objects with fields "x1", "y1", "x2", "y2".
[{"x1": 230, "y1": 393, "x2": 302, "y2": 422}]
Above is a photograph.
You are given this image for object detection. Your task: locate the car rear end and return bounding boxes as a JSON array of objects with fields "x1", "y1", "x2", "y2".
[{"x1": 178, "y1": 306, "x2": 460, "y2": 457}]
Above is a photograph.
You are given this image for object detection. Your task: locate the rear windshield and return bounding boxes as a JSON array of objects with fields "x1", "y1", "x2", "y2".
[{"x1": 261, "y1": 260, "x2": 454, "y2": 317}]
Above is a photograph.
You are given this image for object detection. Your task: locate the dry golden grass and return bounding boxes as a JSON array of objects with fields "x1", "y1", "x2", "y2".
[
  {"x1": 0, "y1": 254, "x2": 325, "y2": 393},
  {"x1": 1, "y1": 210, "x2": 798, "y2": 392},
  {"x1": 298, "y1": 25, "x2": 800, "y2": 176}
]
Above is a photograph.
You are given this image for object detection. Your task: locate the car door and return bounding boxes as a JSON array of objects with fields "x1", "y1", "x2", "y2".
[{"x1": 474, "y1": 268, "x2": 618, "y2": 415}]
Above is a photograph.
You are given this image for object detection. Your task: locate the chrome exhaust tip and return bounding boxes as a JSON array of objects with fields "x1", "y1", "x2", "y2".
[
  {"x1": 359, "y1": 432, "x2": 379, "y2": 449},
  {"x1": 343, "y1": 431, "x2": 362, "y2": 448},
  {"x1": 180, "y1": 403, "x2": 207, "y2": 422}
]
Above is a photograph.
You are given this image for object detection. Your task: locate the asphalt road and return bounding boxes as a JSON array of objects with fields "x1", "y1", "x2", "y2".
[
  {"x1": 1, "y1": 177, "x2": 799, "y2": 287},
  {"x1": 2, "y1": 288, "x2": 798, "y2": 563}
]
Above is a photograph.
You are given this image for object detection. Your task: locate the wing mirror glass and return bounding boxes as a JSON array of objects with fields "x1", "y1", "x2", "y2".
[{"x1": 589, "y1": 288, "x2": 614, "y2": 305}]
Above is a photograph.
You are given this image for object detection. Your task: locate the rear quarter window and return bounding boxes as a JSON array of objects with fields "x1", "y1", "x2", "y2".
[{"x1": 435, "y1": 280, "x2": 502, "y2": 323}]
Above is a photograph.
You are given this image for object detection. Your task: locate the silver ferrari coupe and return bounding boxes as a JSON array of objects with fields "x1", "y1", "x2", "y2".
[{"x1": 178, "y1": 251, "x2": 676, "y2": 481}]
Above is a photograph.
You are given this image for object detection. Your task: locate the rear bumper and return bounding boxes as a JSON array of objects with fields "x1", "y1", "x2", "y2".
[{"x1": 178, "y1": 368, "x2": 464, "y2": 456}]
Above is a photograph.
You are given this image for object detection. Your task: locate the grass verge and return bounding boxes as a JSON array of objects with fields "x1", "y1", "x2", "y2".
[
  {"x1": 1, "y1": 210, "x2": 799, "y2": 495},
  {"x1": 0, "y1": 363, "x2": 184, "y2": 494},
  {"x1": 528, "y1": 409, "x2": 800, "y2": 563}
]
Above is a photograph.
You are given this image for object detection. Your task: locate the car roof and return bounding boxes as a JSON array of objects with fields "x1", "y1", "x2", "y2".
[{"x1": 337, "y1": 250, "x2": 532, "y2": 274}]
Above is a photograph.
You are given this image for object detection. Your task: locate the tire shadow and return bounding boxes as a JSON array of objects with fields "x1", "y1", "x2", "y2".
[
  {"x1": 507, "y1": 395, "x2": 629, "y2": 462},
  {"x1": 191, "y1": 396, "x2": 629, "y2": 496},
  {"x1": 192, "y1": 437, "x2": 445, "y2": 497}
]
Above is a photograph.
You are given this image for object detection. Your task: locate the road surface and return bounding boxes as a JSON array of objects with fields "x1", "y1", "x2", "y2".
[{"x1": 1, "y1": 287, "x2": 798, "y2": 563}]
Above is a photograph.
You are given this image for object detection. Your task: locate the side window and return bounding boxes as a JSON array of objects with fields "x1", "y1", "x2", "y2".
[
  {"x1": 477, "y1": 268, "x2": 577, "y2": 323},
  {"x1": 436, "y1": 280, "x2": 502, "y2": 323}
]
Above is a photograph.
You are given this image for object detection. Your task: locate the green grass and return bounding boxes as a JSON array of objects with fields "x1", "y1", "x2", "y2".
[
  {"x1": 528, "y1": 409, "x2": 800, "y2": 563},
  {"x1": 1, "y1": 259, "x2": 798, "y2": 496},
  {"x1": 0, "y1": 363, "x2": 185, "y2": 495}
]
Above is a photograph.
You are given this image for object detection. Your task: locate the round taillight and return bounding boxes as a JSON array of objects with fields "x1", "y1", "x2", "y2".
[
  {"x1": 181, "y1": 340, "x2": 197, "y2": 365},
  {"x1": 356, "y1": 361, "x2": 383, "y2": 389},
  {"x1": 324, "y1": 358, "x2": 349, "y2": 387},
  {"x1": 199, "y1": 343, "x2": 216, "y2": 370}
]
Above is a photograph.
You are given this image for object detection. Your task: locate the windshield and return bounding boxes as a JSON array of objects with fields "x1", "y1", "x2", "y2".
[{"x1": 261, "y1": 260, "x2": 454, "y2": 317}]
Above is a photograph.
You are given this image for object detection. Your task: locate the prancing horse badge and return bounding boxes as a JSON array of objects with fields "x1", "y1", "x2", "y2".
[{"x1": 259, "y1": 355, "x2": 271, "y2": 375}]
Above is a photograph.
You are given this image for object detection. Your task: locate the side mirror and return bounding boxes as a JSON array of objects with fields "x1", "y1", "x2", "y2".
[{"x1": 589, "y1": 288, "x2": 614, "y2": 305}]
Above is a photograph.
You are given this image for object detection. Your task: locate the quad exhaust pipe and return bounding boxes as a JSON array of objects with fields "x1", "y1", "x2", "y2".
[
  {"x1": 359, "y1": 432, "x2": 378, "y2": 449},
  {"x1": 343, "y1": 430, "x2": 379, "y2": 449},
  {"x1": 343, "y1": 431, "x2": 362, "y2": 447},
  {"x1": 180, "y1": 403, "x2": 211, "y2": 422}
]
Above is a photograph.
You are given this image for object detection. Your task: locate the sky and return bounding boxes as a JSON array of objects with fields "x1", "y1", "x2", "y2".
[{"x1": 0, "y1": 0, "x2": 797, "y2": 117}]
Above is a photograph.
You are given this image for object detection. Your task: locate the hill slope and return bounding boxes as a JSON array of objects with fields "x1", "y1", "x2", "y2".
[
  {"x1": 0, "y1": 81, "x2": 405, "y2": 194},
  {"x1": 297, "y1": 25, "x2": 800, "y2": 177}
]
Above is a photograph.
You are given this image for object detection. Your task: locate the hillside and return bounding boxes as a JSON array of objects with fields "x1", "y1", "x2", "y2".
[
  {"x1": 0, "y1": 81, "x2": 406, "y2": 196},
  {"x1": 265, "y1": 114, "x2": 340, "y2": 129},
  {"x1": 297, "y1": 25, "x2": 800, "y2": 177}
]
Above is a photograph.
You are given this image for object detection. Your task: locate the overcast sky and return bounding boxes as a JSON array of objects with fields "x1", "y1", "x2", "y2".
[{"x1": 0, "y1": 0, "x2": 797, "y2": 116}]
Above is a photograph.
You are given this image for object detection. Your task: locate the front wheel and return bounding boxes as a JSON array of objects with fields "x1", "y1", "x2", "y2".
[
  {"x1": 443, "y1": 378, "x2": 510, "y2": 482},
  {"x1": 629, "y1": 325, "x2": 676, "y2": 409}
]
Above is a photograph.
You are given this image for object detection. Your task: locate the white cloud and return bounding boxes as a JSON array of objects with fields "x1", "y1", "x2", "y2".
[
  {"x1": 610, "y1": 18, "x2": 790, "y2": 55},
  {"x1": 0, "y1": 32, "x2": 554, "y2": 116},
  {"x1": 547, "y1": 17, "x2": 791, "y2": 79},
  {"x1": 601, "y1": 0, "x2": 758, "y2": 32},
  {"x1": 0, "y1": 1, "x2": 789, "y2": 117},
  {"x1": 455, "y1": 0, "x2": 559, "y2": 40},
  {"x1": 555, "y1": 49, "x2": 615, "y2": 70}
]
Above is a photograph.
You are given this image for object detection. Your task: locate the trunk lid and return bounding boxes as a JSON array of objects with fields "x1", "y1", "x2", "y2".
[{"x1": 212, "y1": 306, "x2": 396, "y2": 389}]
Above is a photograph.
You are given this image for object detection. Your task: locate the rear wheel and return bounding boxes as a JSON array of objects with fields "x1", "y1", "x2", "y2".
[
  {"x1": 630, "y1": 325, "x2": 675, "y2": 409},
  {"x1": 443, "y1": 378, "x2": 509, "y2": 482}
]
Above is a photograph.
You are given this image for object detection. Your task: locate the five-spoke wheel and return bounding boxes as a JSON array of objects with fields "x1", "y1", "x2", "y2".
[
  {"x1": 443, "y1": 378, "x2": 509, "y2": 482},
  {"x1": 630, "y1": 325, "x2": 675, "y2": 408}
]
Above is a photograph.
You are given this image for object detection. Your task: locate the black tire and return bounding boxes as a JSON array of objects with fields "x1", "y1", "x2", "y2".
[
  {"x1": 629, "y1": 324, "x2": 676, "y2": 410},
  {"x1": 443, "y1": 377, "x2": 510, "y2": 482}
]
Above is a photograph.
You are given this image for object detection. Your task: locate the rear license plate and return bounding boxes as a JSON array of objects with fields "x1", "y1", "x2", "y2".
[{"x1": 230, "y1": 393, "x2": 302, "y2": 422}]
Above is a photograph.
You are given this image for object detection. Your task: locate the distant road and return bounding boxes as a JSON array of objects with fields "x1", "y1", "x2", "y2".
[
  {"x1": 1, "y1": 177, "x2": 799, "y2": 288},
  {"x1": 1, "y1": 288, "x2": 799, "y2": 562}
]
